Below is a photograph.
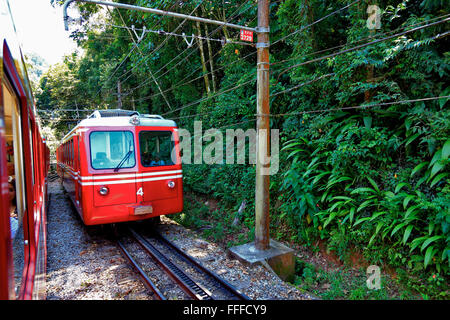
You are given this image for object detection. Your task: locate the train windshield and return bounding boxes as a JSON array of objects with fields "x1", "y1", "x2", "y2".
[
  {"x1": 139, "y1": 131, "x2": 175, "y2": 167},
  {"x1": 90, "y1": 131, "x2": 136, "y2": 170}
]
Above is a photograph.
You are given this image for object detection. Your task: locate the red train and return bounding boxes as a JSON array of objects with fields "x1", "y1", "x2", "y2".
[
  {"x1": 56, "y1": 110, "x2": 183, "y2": 225},
  {"x1": 0, "y1": 0, "x2": 50, "y2": 299}
]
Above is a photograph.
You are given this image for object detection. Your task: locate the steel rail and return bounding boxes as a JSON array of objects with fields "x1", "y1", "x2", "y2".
[
  {"x1": 63, "y1": 0, "x2": 256, "y2": 32},
  {"x1": 153, "y1": 230, "x2": 250, "y2": 300},
  {"x1": 116, "y1": 239, "x2": 166, "y2": 300},
  {"x1": 128, "y1": 228, "x2": 213, "y2": 300}
]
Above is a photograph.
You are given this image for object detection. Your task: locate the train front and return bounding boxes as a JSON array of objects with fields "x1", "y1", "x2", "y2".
[{"x1": 79, "y1": 112, "x2": 183, "y2": 225}]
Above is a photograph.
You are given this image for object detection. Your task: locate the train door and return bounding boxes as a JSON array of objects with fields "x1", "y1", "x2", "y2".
[
  {"x1": 0, "y1": 79, "x2": 13, "y2": 300},
  {"x1": 75, "y1": 135, "x2": 81, "y2": 208},
  {"x1": 137, "y1": 129, "x2": 181, "y2": 203},
  {"x1": 2, "y1": 76, "x2": 27, "y2": 298}
]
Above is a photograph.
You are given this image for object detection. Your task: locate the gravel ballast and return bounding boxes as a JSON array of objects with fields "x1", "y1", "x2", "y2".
[{"x1": 45, "y1": 179, "x2": 312, "y2": 300}]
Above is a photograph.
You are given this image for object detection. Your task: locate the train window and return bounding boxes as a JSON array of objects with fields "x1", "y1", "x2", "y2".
[
  {"x1": 2, "y1": 77, "x2": 27, "y2": 297},
  {"x1": 28, "y1": 118, "x2": 35, "y2": 185},
  {"x1": 90, "y1": 131, "x2": 135, "y2": 170},
  {"x1": 139, "y1": 131, "x2": 174, "y2": 167}
]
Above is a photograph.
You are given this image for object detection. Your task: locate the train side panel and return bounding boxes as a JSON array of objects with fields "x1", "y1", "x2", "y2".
[{"x1": 0, "y1": 0, "x2": 48, "y2": 299}]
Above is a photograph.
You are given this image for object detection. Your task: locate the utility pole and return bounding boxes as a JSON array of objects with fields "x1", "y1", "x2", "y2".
[{"x1": 255, "y1": 0, "x2": 270, "y2": 250}]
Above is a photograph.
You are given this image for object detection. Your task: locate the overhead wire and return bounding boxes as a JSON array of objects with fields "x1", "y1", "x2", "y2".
[
  {"x1": 92, "y1": 0, "x2": 183, "y2": 98},
  {"x1": 271, "y1": 12, "x2": 450, "y2": 68},
  {"x1": 272, "y1": 0, "x2": 361, "y2": 46},
  {"x1": 153, "y1": 7, "x2": 450, "y2": 106},
  {"x1": 113, "y1": 5, "x2": 176, "y2": 110},
  {"x1": 159, "y1": 17, "x2": 449, "y2": 118},
  {"x1": 51, "y1": 2, "x2": 449, "y2": 130},
  {"x1": 263, "y1": 95, "x2": 450, "y2": 118},
  {"x1": 38, "y1": 95, "x2": 449, "y2": 122},
  {"x1": 113, "y1": 0, "x2": 212, "y2": 88},
  {"x1": 122, "y1": 0, "x2": 255, "y2": 97},
  {"x1": 110, "y1": 0, "x2": 214, "y2": 110},
  {"x1": 145, "y1": 0, "x2": 363, "y2": 115},
  {"x1": 42, "y1": 0, "x2": 256, "y2": 121},
  {"x1": 276, "y1": 17, "x2": 450, "y2": 79}
]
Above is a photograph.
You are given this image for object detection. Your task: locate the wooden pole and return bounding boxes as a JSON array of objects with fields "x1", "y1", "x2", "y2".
[{"x1": 255, "y1": 0, "x2": 270, "y2": 250}]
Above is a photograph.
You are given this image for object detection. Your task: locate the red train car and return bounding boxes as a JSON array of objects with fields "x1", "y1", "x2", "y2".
[
  {"x1": 0, "y1": 0, "x2": 50, "y2": 300},
  {"x1": 56, "y1": 110, "x2": 183, "y2": 225}
]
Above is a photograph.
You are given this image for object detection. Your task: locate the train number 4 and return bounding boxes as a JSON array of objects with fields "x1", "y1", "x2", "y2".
[{"x1": 137, "y1": 187, "x2": 144, "y2": 196}]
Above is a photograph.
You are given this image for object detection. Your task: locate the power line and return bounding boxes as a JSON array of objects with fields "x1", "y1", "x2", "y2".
[
  {"x1": 271, "y1": 73, "x2": 335, "y2": 97},
  {"x1": 273, "y1": 0, "x2": 360, "y2": 46},
  {"x1": 122, "y1": 0, "x2": 254, "y2": 96},
  {"x1": 51, "y1": 2, "x2": 449, "y2": 129},
  {"x1": 169, "y1": 73, "x2": 338, "y2": 121},
  {"x1": 160, "y1": 19, "x2": 449, "y2": 119},
  {"x1": 45, "y1": 24, "x2": 448, "y2": 124},
  {"x1": 134, "y1": 0, "x2": 254, "y2": 80},
  {"x1": 113, "y1": 1, "x2": 208, "y2": 88},
  {"x1": 161, "y1": 75, "x2": 257, "y2": 116},
  {"x1": 92, "y1": 0, "x2": 182, "y2": 98},
  {"x1": 113, "y1": 6, "x2": 174, "y2": 110},
  {"x1": 91, "y1": 0, "x2": 348, "y2": 106},
  {"x1": 38, "y1": 94, "x2": 450, "y2": 122},
  {"x1": 271, "y1": 12, "x2": 450, "y2": 68},
  {"x1": 38, "y1": 74, "x2": 335, "y2": 122},
  {"x1": 111, "y1": 1, "x2": 210, "y2": 110},
  {"x1": 261, "y1": 95, "x2": 450, "y2": 118},
  {"x1": 130, "y1": 19, "x2": 259, "y2": 104},
  {"x1": 276, "y1": 17, "x2": 450, "y2": 79},
  {"x1": 42, "y1": 1, "x2": 256, "y2": 117},
  {"x1": 130, "y1": 0, "x2": 362, "y2": 104},
  {"x1": 91, "y1": 22, "x2": 254, "y2": 46}
]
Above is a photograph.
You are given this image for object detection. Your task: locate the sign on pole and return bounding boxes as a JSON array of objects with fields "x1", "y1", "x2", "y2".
[{"x1": 240, "y1": 30, "x2": 254, "y2": 42}]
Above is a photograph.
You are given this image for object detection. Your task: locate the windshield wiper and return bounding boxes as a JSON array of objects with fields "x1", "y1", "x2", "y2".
[{"x1": 114, "y1": 150, "x2": 133, "y2": 172}]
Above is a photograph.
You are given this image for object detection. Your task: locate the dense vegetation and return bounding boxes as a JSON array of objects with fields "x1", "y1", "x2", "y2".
[{"x1": 38, "y1": 0, "x2": 448, "y2": 298}]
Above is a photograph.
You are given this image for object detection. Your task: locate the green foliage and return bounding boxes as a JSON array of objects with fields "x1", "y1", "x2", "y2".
[
  {"x1": 293, "y1": 258, "x2": 393, "y2": 300},
  {"x1": 36, "y1": 0, "x2": 450, "y2": 299}
]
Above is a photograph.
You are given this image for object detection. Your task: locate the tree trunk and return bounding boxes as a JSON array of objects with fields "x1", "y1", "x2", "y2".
[
  {"x1": 204, "y1": 22, "x2": 217, "y2": 93},
  {"x1": 195, "y1": 20, "x2": 211, "y2": 95},
  {"x1": 219, "y1": 4, "x2": 231, "y2": 41}
]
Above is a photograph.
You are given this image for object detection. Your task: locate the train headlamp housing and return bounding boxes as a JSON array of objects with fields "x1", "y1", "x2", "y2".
[
  {"x1": 167, "y1": 181, "x2": 175, "y2": 189},
  {"x1": 129, "y1": 115, "x2": 140, "y2": 125},
  {"x1": 99, "y1": 186, "x2": 109, "y2": 195}
]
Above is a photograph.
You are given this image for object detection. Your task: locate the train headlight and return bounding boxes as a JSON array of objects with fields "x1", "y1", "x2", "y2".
[
  {"x1": 129, "y1": 115, "x2": 140, "y2": 125},
  {"x1": 167, "y1": 181, "x2": 175, "y2": 189},
  {"x1": 99, "y1": 186, "x2": 109, "y2": 195}
]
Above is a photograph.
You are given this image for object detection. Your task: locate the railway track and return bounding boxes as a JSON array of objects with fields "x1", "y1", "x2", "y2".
[{"x1": 116, "y1": 225, "x2": 249, "y2": 300}]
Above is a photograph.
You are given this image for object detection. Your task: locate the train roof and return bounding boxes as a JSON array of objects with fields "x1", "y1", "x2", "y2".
[{"x1": 60, "y1": 109, "x2": 177, "y2": 144}]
